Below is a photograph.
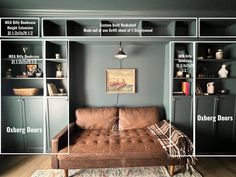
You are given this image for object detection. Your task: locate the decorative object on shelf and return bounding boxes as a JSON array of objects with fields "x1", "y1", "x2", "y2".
[
  {"x1": 35, "y1": 68, "x2": 43, "y2": 77},
  {"x1": 13, "y1": 88, "x2": 39, "y2": 96},
  {"x1": 26, "y1": 64, "x2": 38, "y2": 77},
  {"x1": 58, "y1": 88, "x2": 65, "y2": 94},
  {"x1": 197, "y1": 56, "x2": 204, "y2": 60},
  {"x1": 207, "y1": 48, "x2": 213, "y2": 59},
  {"x1": 55, "y1": 53, "x2": 60, "y2": 59},
  {"x1": 215, "y1": 49, "x2": 223, "y2": 60},
  {"x1": 106, "y1": 69, "x2": 135, "y2": 93},
  {"x1": 176, "y1": 69, "x2": 184, "y2": 78},
  {"x1": 218, "y1": 64, "x2": 228, "y2": 78},
  {"x1": 196, "y1": 84, "x2": 203, "y2": 95},
  {"x1": 23, "y1": 47, "x2": 28, "y2": 57},
  {"x1": 47, "y1": 83, "x2": 67, "y2": 96},
  {"x1": 56, "y1": 64, "x2": 63, "y2": 78},
  {"x1": 47, "y1": 83, "x2": 58, "y2": 96},
  {"x1": 5, "y1": 68, "x2": 13, "y2": 78},
  {"x1": 218, "y1": 89, "x2": 229, "y2": 95},
  {"x1": 181, "y1": 82, "x2": 190, "y2": 96},
  {"x1": 186, "y1": 73, "x2": 191, "y2": 78},
  {"x1": 176, "y1": 50, "x2": 186, "y2": 59},
  {"x1": 207, "y1": 82, "x2": 214, "y2": 94},
  {"x1": 114, "y1": 42, "x2": 127, "y2": 59}
]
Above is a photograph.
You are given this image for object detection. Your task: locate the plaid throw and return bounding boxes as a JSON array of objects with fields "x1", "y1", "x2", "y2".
[{"x1": 147, "y1": 120, "x2": 194, "y2": 160}]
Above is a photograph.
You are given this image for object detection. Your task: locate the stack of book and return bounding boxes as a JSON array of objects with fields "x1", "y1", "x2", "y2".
[{"x1": 47, "y1": 83, "x2": 67, "y2": 96}]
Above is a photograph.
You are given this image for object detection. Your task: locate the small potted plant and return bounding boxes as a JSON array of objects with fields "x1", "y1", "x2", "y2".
[{"x1": 56, "y1": 64, "x2": 63, "y2": 78}]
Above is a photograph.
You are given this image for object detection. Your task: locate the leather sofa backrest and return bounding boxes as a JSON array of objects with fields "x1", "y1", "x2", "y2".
[
  {"x1": 75, "y1": 107, "x2": 118, "y2": 129},
  {"x1": 119, "y1": 107, "x2": 160, "y2": 130}
]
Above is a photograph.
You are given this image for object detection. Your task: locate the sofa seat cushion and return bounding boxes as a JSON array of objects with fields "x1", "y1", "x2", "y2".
[{"x1": 58, "y1": 128, "x2": 168, "y2": 161}]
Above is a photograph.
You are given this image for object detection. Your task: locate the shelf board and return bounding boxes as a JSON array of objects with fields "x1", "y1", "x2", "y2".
[
  {"x1": 46, "y1": 96, "x2": 68, "y2": 99},
  {"x1": 196, "y1": 77, "x2": 236, "y2": 80},
  {"x1": 1, "y1": 58, "x2": 43, "y2": 61},
  {"x1": 2, "y1": 77, "x2": 44, "y2": 80},
  {"x1": 46, "y1": 77, "x2": 67, "y2": 80},
  {"x1": 172, "y1": 95, "x2": 193, "y2": 97},
  {"x1": 2, "y1": 95, "x2": 44, "y2": 97},
  {"x1": 197, "y1": 59, "x2": 236, "y2": 62},
  {"x1": 173, "y1": 77, "x2": 192, "y2": 80},
  {"x1": 46, "y1": 59, "x2": 67, "y2": 62}
]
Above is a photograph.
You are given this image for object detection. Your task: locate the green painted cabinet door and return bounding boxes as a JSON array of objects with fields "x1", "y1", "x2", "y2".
[
  {"x1": 172, "y1": 96, "x2": 193, "y2": 139},
  {"x1": 1, "y1": 97, "x2": 25, "y2": 153},
  {"x1": 47, "y1": 98, "x2": 68, "y2": 150},
  {"x1": 23, "y1": 98, "x2": 44, "y2": 153},
  {"x1": 216, "y1": 96, "x2": 235, "y2": 153},
  {"x1": 196, "y1": 96, "x2": 217, "y2": 154}
]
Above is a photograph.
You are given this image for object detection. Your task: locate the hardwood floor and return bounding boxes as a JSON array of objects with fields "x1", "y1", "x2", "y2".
[
  {"x1": 195, "y1": 158, "x2": 236, "y2": 177},
  {"x1": 0, "y1": 155, "x2": 50, "y2": 177},
  {"x1": 0, "y1": 155, "x2": 236, "y2": 177}
]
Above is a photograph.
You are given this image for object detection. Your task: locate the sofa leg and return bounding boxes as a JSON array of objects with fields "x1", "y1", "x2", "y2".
[
  {"x1": 169, "y1": 165, "x2": 175, "y2": 176},
  {"x1": 64, "y1": 169, "x2": 68, "y2": 177}
]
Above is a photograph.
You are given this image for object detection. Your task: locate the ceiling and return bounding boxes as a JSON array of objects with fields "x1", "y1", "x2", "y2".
[{"x1": 0, "y1": 0, "x2": 236, "y2": 16}]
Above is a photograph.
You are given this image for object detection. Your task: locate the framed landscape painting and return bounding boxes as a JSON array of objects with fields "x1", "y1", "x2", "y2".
[{"x1": 106, "y1": 69, "x2": 136, "y2": 93}]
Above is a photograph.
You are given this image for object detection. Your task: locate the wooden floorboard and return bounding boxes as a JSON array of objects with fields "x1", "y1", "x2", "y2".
[
  {"x1": 0, "y1": 155, "x2": 51, "y2": 177},
  {"x1": 0, "y1": 156, "x2": 236, "y2": 177}
]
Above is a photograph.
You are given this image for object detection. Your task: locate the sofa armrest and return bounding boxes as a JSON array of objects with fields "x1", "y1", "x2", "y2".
[
  {"x1": 51, "y1": 122, "x2": 76, "y2": 169},
  {"x1": 51, "y1": 122, "x2": 76, "y2": 153}
]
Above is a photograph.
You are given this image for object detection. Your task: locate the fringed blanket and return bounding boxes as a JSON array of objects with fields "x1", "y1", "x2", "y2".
[{"x1": 146, "y1": 120, "x2": 195, "y2": 164}]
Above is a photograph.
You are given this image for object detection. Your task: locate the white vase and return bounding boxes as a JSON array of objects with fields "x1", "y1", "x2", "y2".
[
  {"x1": 218, "y1": 64, "x2": 228, "y2": 78},
  {"x1": 207, "y1": 82, "x2": 214, "y2": 94},
  {"x1": 56, "y1": 71, "x2": 63, "y2": 78},
  {"x1": 216, "y1": 49, "x2": 223, "y2": 60}
]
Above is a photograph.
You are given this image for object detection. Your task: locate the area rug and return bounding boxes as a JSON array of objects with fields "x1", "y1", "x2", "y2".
[{"x1": 31, "y1": 166, "x2": 202, "y2": 177}]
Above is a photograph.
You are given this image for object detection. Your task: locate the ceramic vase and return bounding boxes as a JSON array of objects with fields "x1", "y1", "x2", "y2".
[
  {"x1": 207, "y1": 82, "x2": 214, "y2": 94},
  {"x1": 218, "y1": 64, "x2": 228, "y2": 78}
]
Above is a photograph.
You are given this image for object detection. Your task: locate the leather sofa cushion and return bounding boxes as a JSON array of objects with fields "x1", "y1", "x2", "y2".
[
  {"x1": 58, "y1": 128, "x2": 167, "y2": 161},
  {"x1": 119, "y1": 107, "x2": 160, "y2": 130},
  {"x1": 75, "y1": 107, "x2": 118, "y2": 129}
]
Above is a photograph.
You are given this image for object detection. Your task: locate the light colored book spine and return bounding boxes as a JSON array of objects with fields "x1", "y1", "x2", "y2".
[{"x1": 47, "y1": 83, "x2": 53, "y2": 96}]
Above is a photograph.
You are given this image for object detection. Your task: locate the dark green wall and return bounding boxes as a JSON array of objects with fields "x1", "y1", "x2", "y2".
[{"x1": 70, "y1": 42, "x2": 166, "y2": 109}]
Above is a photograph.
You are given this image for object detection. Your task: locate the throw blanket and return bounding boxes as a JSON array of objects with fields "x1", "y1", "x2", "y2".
[{"x1": 147, "y1": 120, "x2": 194, "y2": 163}]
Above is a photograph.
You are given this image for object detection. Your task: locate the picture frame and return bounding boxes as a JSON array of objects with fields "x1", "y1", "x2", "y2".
[
  {"x1": 106, "y1": 69, "x2": 136, "y2": 94},
  {"x1": 26, "y1": 64, "x2": 38, "y2": 76}
]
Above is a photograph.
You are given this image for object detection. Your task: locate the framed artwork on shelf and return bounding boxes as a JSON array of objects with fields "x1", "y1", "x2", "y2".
[
  {"x1": 26, "y1": 64, "x2": 38, "y2": 76},
  {"x1": 106, "y1": 69, "x2": 136, "y2": 94}
]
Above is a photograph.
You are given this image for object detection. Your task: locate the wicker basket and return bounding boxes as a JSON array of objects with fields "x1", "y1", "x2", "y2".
[{"x1": 13, "y1": 88, "x2": 39, "y2": 96}]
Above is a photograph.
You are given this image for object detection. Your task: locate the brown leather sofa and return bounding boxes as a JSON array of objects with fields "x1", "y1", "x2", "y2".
[{"x1": 51, "y1": 107, "x2": 186, "y2": 177}]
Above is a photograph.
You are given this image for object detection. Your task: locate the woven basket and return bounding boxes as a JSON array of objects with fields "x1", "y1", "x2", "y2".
[{"x1": 13, "y1": 88, "x2": 39, "y2": 96}]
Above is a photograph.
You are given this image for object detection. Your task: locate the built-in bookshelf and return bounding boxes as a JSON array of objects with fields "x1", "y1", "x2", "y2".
[
  {"x1": 42, "y1": 18, "x2": 197, "y2": 37},
  {"x1": 196, "y1": 42, "x2": 236, "y2": 95}
]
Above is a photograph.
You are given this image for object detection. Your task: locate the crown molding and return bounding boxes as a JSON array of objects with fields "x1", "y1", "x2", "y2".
[{"x1": 0, "y1": 9, "x2": 236, "y2": 17}]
